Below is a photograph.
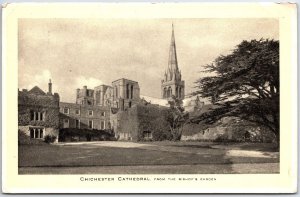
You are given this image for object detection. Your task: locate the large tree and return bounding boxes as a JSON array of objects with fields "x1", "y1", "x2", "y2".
[
  {"x1": 193, "y1": 39, "x2": 279, "y2": 144},
  {"x1": 166, "y1": 95, "x2": 189, "y2": 141}
]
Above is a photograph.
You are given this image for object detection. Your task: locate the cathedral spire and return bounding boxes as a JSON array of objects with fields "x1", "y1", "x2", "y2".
[
  {"x1": 168, "y1": 23, "x2": 179, "y2": 74},
  {"x1": 161, "y1": 23, "x2": 185, "y2": 100}
]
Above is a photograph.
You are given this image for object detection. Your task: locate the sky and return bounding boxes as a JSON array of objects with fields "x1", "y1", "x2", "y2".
[{"x1": 18, "y1": 19, "x2": 279, "y2": 103}]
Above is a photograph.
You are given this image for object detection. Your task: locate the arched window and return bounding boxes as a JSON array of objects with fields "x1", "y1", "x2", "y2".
[
  {"x1": 179, "y1": 87, "x2": 182, "y2": 98},
  {"x1": 115, "y1": 86, "x2": 118, "y2": 99},
  {"x1": 166, "y1": 87, "x2": 169, "y2": 98},
  {"x1": 163, "y1": 87, "x2": 167, "y2": 98},
  {"x1": 168, "y1": 87, "x2": 172, "y2": 98},
  {"x1": 176, "y1": 87, "x2": 179, "y2": 98},
  {"x1": 131, "y1": 85, "x2": 134, "y2": 99},
  {"x1": 126, "y1": 84, "x2": 130, "y2": 99}
]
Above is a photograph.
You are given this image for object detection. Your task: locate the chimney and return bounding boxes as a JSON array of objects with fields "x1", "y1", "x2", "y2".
[
  {"x1": 48, "y1": 79, "x2": 52, "y2": 95},
  {"x1": 83, "y1": 86, "x2": 87, "y2": 96},
  {"x1": 76, "y1": 88, "x2": 80, "y2": 98}
]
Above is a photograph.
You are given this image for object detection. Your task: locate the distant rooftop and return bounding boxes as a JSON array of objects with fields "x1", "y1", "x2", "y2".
[
  {"x1": 111, "y1": 78, "x2": 138, "y2": 84},
  {"x1": 140, "y1": 95, "x2": 169, "y2": 107}
]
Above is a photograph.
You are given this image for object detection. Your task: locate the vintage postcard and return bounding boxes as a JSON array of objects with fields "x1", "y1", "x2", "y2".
[{"x1": 2, "y1": 3, "x2": 297, "y2": 193}]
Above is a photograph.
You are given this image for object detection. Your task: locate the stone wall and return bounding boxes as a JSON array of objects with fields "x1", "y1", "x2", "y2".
[
  {"x1": 110, "y1": 106, "x2": 139, "y2": 140},
  {"x1": 181, "y1": 117, "x2": 276, "y2": 142},
  {"x1": 111, "y1": 103, "x2": 169, "y2": 141}
]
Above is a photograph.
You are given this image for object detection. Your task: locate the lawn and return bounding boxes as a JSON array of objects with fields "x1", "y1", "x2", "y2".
[{"x1": 19, "y1": 141, "x2": 279, "y2": 168}]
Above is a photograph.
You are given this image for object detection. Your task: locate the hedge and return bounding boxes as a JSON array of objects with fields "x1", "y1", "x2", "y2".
[{"x1": 59, "y1": 128, "x2": 115, "y2": 142}]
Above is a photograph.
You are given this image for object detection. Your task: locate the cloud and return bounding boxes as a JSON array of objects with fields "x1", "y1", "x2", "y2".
[
  {"x1": 19, "y1": 69, "x2": 52, "y2": 92},
  {"x1": 75, "y1": 76, "x2": 103, "y2": 89},
  {"x1": 18, "y1": 19, "x2": 279, "y2": 102}
]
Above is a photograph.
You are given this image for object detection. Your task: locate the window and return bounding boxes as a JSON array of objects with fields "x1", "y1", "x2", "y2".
[
  {"x1": 63, "y1": 108, "x2": 69, "y2": 114},
  {"x1": 63, "y1": 119, "x2": 69, "y2": 128},
  {"x1": 87, "y1": 90, "x2": 92, "y2": 97},
  {"x1": 39, "y1": 129, "x2": 43, "y2": 138},
  {"x1": 30, "y1": 111, "x2": 45, "y2": 121},
  {"x1": 101, "y1": 112, "x2": 105, "y2": 117},
  {"x1": 88, "y1": 110, "x2": 93, "y2": 116},
  {"x1": 30, "y1": 111, "x2": 34, "y2": 121},
  {"x1": 88, "y1": 120, "x2": 93, "y2": 129},
  {"x1": 143, "y1": 131, "x2": 152, "y2": 140},
  {"x1": 100, "y1": 121, "x2": 105, "y2": 130},
  {"x1": 129, "y1": 101, "x2": 132, "y2": 108},
  {"x1": 75, "y1": 119, "x2": 80, "y2": 129},
  {"x1": 30, "y1": 128, "x2": 34, "y2": 138},
  {"x1": 131, "y1": 85, "x2": 134, "y2": 99},
  {"x1": 179, "y1": 87, "x2": 182, "y2": 98},
  {"x1": 115, "y1": 86, "x2": 118, "y2": 98},
  {"x1": 75, "y1": 109, "x2": 80, "y2": 115},
  {"x1": 126, "y1": 84, "x2": 130, "y2": 99},
  {"x1": 29, "y1": 127, "x2": 44, "y2": 139}
]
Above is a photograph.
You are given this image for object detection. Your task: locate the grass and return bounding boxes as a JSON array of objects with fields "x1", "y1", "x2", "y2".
[
  {"x1": 141, "y1": 141, "x2": 278, "y2": 152},
  {"x1": 19, "y1": 141, "x2": 279, "y2": 168}
]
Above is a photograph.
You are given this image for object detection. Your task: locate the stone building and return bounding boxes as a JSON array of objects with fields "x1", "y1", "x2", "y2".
[
  {"x1": 161, "y1": 24, "x2": 185, "y2": 100},
  {"x1": 111, "y1": 78, "x2": 140, "y2": 109},
  {"x1": 110, "y1": 102, "x2": 169, "y2": 141},
  {"x1": 18, "y1": 80, "x2": 60, "y2": 142},
  {"x1": 76, "y1": 86, "x2": 95, "y2": 105},
  {"x1": 60, "y1": 78, "x2": 140, "y2": 132}
]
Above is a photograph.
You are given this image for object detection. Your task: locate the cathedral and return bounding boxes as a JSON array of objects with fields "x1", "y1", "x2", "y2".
[
  {"x1": 18, "y1": 24, "x2": 188, "y2": 142},
  {"x1": 161, "y1": 24, "x2": 185, "y2": 100}
]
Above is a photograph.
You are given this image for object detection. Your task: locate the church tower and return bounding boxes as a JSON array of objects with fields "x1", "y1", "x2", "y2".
[{"x1": 161, "y1": 24, "x2": 185, "y2": 100}]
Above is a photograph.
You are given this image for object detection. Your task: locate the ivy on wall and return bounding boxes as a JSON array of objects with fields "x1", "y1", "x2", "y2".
[{"x1": 18, "y1": 92, "x2": 60, "y2": 128}]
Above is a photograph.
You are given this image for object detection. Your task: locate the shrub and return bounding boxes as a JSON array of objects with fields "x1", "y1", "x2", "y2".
[
  {"x1": 18, "y1": 129, "x2": 46, "y2": 145},
  {"x1": 44, "y1": 135, "x2": 57, "y2": 144},
  {"x1": 58, "y1": 128, "x2": 115, "y2": 142},
  {"x1": 151, "y1": 117, "x2": 172, "y2": 141}
]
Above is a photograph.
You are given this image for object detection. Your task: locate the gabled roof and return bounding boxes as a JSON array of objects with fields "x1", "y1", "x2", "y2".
[{"x1": 28, "y1": 86, "x2": 46, "y2": 95}]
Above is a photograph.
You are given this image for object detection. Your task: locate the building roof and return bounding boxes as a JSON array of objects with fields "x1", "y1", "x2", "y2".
[
  {"x1": 111, "y1": 78, "x2": 138, "y2": 84},
  {"x1": 28, "y1": 86, "x2": 46, "y2": 95},
  {"x1": 140, "y1": 95, "x2": 169, "y2": 107}
]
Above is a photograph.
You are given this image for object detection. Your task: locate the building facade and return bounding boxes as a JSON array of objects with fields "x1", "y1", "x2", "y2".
[
  {"x1": 60, "y1": 78, "x2": 140, "y2": 133},
  {"x1": 18, "y1": 80, "x2": 60, "y2": 142},
  {"x1": 161, "y1": 24, "x2": 185, "y2": 100},
  {"x1": 59, "y1": 102, "x2": 110, "y2": 130}
]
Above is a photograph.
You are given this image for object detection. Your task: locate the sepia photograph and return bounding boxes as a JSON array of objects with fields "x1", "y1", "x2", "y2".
[
  {"x1": 2, "y1": 3, "x2": 297, "y2": 193},
  {"x1": 17, "y1": 18, "x2": 280, "y2": 174}
]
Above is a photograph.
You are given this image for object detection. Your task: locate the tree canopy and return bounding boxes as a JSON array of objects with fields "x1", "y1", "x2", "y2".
[{"x1": 193, "y1": 39, "x2": 279, "y2": 142}]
